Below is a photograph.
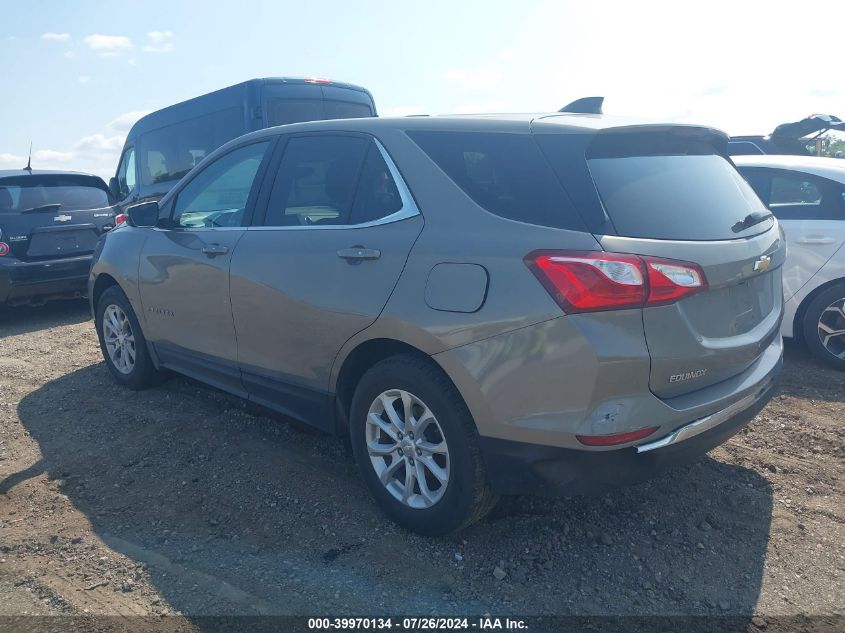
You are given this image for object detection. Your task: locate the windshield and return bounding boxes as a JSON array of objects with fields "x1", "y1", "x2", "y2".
[{"x1": 0, "y1": 175, "x2": 111, "y2": 214}]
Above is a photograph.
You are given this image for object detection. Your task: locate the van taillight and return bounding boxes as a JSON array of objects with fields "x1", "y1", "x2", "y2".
[
  {"x1": 525, "y1": 250, "x2": 707, "y2": 314},
  {"x1": 115, "y1": 214, "x2": 128, "y2": 226},
  {"x1": 0, "y1": 242, "x2": 9, "y2": 256}
]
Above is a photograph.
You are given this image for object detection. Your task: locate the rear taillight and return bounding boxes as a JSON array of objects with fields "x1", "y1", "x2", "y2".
[
  {"x1": 115, "y1": 214, "x2": 128, "y2": 227},
  {"x1": 0, "y1": 242, "x2": 9, "y2": 256},
  {"x1": 525, "y1": 250, "x2": 707, "y2": 314}
]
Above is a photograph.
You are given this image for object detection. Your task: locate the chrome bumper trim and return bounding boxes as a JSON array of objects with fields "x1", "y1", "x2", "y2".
[{"x1": 635, "y1": 385, "x2": 767, "y2": 454}]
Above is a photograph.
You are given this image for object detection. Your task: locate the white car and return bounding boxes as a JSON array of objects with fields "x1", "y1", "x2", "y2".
[{"x1": 734, "y1": 155, "x2": 845, "y2": 369}]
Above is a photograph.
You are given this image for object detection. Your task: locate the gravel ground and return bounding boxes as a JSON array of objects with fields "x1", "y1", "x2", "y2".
[{"x1": 1, "y1": 300, "x2": 843, "y2": 630}]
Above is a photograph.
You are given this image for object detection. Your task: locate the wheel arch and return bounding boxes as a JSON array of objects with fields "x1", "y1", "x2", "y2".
[
  {"x1": 793, "y1": 276, "x2": 845, "y2": 341},
  {"x1": 91, "y1": 273, "x2": 120, "y2": 314},
  {"x1": 333, "y1": 338, "x2": 454, "y2": 436}
]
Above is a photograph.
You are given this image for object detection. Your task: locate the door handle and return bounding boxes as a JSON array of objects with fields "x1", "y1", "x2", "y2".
[
  {"x1": 337, "y1": 247, "x2": 381, "y2": 261},
  {"x1": 201, "y1": 244, "x2": 229, "y2": 256},
  {"x1": 795, "y1": 236, "x2": 836, "y2": 245}
]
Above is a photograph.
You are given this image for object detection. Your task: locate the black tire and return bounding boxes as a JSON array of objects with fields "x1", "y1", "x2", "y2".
[
  {"x1": 349, "y1": 355, "x2": 497, "y2": 536},
  {"x1": 802, "y1": 282, "x2": 845, "y2": 371},
  {"x1": 95, "y1": 286, "x2": 163, "y2": 389}
]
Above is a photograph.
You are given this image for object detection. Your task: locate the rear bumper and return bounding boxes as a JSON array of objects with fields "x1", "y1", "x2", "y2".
[
  {"x1": 479, "y1": 360, "x2": 781, "y2": 496},
  {"x1": 0, "y1": 254, "x2": 92, "y2": 304}
]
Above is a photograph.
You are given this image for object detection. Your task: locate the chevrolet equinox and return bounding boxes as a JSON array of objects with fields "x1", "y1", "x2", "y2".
[{"x1": 90, "y1": 114, "x2": 785, "y2": 535}]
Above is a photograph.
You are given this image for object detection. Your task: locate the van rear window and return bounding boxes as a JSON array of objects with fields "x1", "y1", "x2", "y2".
[{"x1": 407, "y1": 131, "x2": 586, "y2": 231}]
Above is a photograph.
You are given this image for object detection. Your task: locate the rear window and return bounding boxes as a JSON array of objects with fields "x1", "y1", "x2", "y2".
[
  {"x1": 0, "y1": 176, "x2": 110, "y2": 213},
  {"x1": 265, "y1": 99, "x2": 374, "y2": 127},
  {"x1": 585, "y1": 154, "x2": 771, "y2": 240},
  {"x1": 407, "y1": 131, "x2": 586, "y2": 230}
]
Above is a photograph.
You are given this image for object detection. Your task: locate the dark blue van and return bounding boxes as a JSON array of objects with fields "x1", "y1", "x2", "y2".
[{"x1": 110, "y1": 77, "x2": 377, "y2": 211}]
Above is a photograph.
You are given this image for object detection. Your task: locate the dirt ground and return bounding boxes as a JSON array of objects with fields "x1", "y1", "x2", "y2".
[{"x1": 1, "y1": 300, "x2": 843, "y2": 630}]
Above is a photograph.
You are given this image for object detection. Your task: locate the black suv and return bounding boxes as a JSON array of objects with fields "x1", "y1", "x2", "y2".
[{"x1": 0, "y1": 170, "x2": 116, "y2": 306}]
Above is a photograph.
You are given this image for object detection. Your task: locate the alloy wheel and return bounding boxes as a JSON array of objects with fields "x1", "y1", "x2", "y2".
[
  {"x1": 818, "y1": 298, "x2": 845, "y2": 360},
  {"x1": 102, "y1": 304, "x2": 136, "y2": 374},
  {"x1": 365, "y1": 389, "x2": 450, "y2": 509}
]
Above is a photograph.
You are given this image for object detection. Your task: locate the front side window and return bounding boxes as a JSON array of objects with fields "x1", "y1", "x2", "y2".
[
  {"x1": 116, "y1": 147, "x2": 136, "y2": 199},
  {"x1": 171, "y1": 141, "x2": 270, "y2": 228},
  {"x1": 263, "y1": 135, "x2": 369, "y2": 226}
]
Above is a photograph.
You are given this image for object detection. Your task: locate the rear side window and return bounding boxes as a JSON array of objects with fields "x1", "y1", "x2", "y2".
[
  {"x1": 350, "y1": 143, "x2": 402, "y2": 224},
  {"x1": 407, "y1": 131, "x2": 586, "y2": 230},
  {"x1": 0, "y1": 176, "x2": 110, "y2": 213},
  {"x1": 263, "y1": 135, "x2": 369, "y2": 226}
]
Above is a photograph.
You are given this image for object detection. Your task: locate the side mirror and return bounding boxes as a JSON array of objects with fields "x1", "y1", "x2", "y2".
[
  {"x1": 108, "y1": 177, "x2": 120, "y2": 200},
  {"x1": 127, "y1": 201, "x2": 159, "y2": 228}
]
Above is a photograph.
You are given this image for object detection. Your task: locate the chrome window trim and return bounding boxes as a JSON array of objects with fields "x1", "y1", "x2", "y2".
[{"x1": 247, "y1": 137, "x2": 420, "y2": 231}]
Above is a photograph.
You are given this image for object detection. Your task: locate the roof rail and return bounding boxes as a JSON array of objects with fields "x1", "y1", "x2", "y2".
[{"x1": 559, "y1": 97, "x2": 604, "y2": 115}]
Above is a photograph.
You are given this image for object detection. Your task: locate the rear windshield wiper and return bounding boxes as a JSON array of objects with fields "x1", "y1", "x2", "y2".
[
  {"x1": 20, "y1": 203, "x2": 63, "y2": 214},
  {"x1": 732, "y1": 210, "x2": 773, "y2": 233}
]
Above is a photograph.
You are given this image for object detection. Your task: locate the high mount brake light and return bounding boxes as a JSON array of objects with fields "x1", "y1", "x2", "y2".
[
  {"x1": 304, "y1": 77, "x2": 332, "y2": 84},
  {"x1": 525, "y1": 250, "x2": 707, "y2": 314}
]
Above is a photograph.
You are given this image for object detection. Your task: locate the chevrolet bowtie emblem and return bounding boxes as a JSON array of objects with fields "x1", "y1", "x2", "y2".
[
  {"x1": 54, "y1": 214, "x2": 73, "y2": 223},
  {"x1": 753, "y1": 255, "x2": 771, "y2": 272}
]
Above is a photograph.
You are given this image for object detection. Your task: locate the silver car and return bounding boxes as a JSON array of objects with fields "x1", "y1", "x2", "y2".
[{"x1": 90, "y1": 114, "x2": 785, "y2": 535}]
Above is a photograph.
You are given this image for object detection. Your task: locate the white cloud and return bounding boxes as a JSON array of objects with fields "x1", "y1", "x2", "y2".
[
  {"x1": 0, "y1": 129, "x2": 128, "y2": 180},
  {"x1": 34, "y1": 149, "x2": 73, "y2": 163},
  {"x1": 42, "y1": 32, "x2": 70, "y2": 42},
  {"x1": 78, "y1": 75, "x2": 90, "y2": 84},
  {"x1": 143, "y1": 31, "x2": 174, "y2": 53},
  {"x1": 107, "y1": 110, "x2": 151, "y2": 133},
  {"x1": 0, "y1": 153, "x2": 25, "y2": 168},
  {"x1": 443, "y1": 68, "x2": 502, "y2": 90},
  {"x1": 63, "y1": 50, "x2": 75, "y2": 59},
  {"x1": 127, "y1": 57, "x2": 137, "y2": 66},
  {"x1": 73, "y1": 134, "x2": 125, "y2": 154},
  {"x1": 83, "y1": 34, "x2": 131, "y2": 51}
]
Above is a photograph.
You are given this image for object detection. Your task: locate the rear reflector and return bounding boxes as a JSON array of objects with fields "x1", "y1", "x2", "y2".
[
  {"x1": 525, "y1": 250, "x2": 707, "y2": 313},
  {"x1": 576, "y1": 426, "x2": 659, "y2": 446},
  {"x1": 0, "y1": 242, "x2": 9, "y2": 256}
]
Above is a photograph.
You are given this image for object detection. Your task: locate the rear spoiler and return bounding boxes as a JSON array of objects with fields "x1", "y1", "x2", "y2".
[{"x1": 559, "y1": 97, "x2": 604, "y2": 115}]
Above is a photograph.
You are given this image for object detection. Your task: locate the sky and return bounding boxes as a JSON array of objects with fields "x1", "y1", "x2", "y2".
[{"x1": 1, "y1": 0, "x2": 843, "y2": 181}]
